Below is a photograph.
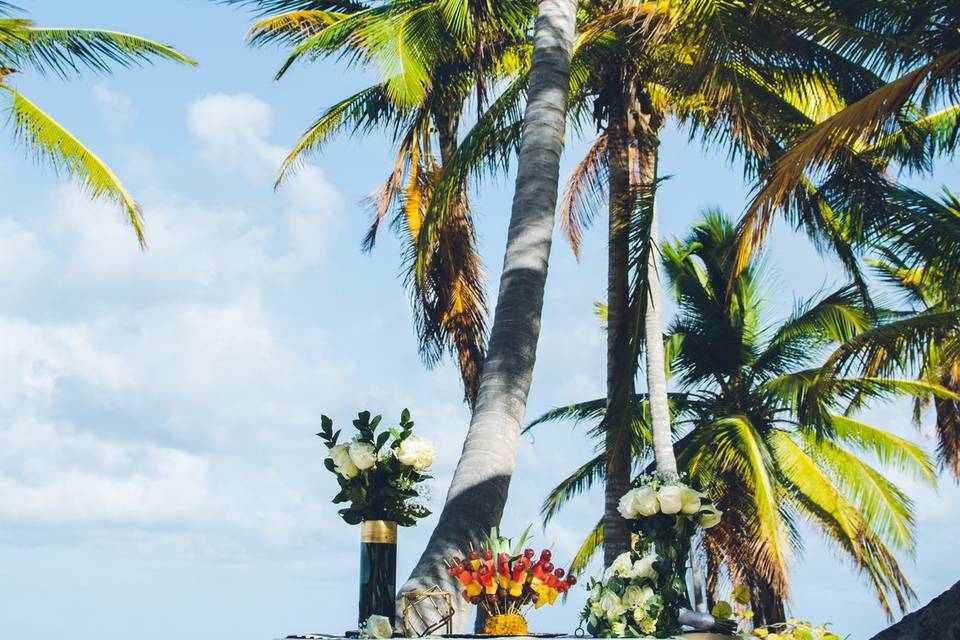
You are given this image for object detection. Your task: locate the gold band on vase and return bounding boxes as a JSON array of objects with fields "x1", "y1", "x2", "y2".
[{"x1": 361, "y1": 520, "x2": 398, "y2": 544}]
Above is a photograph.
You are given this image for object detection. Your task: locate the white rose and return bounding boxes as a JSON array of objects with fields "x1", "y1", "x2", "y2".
[
  {"x1": 680, "y1": 486, "x2": 703, "y2": 514},
  {"x1": 604, "y1": 552, "x2": 634, "y2": 580},
  {"x1": 618, "y1": 486, "x2": 658, "y2": 519},
  {"x1": 656, "y1": 484, "x2": 684, "y2": 515},
  {"x1": 599, "y1": 589, "x2": 623, "y2": 614},
  {"x1": 699, "y1": 504, "x2": 722, "y2": 528},
  {"x1": 329, "y1": 444, "x2": 359, "y2": 479},
  {"x1": 617, "y1": 489, "x2": 639, "y2": 519},
  {"x1": 628, "y1": 554, "x2": 658, "y2": 580},
  {"x1": 349, "y1": 441, "x2": 377, "y2": 471},
  {"x1": 621, "y1": 584, "x2": 654, "y2": 609},
  {"x1": 362, "y1": 614, "x2": 393, "y2": 639},
  {"x1": 397, "y1": 435, "x2": 435, "y2": 470}
]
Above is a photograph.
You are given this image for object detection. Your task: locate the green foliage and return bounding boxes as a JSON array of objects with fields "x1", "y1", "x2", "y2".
[
  {"x1": 529, "y1": 211, "x2": 944, "y2": 621},
  {"x1": 318, "y1": 409, "x2": 434, "y2": 526}
]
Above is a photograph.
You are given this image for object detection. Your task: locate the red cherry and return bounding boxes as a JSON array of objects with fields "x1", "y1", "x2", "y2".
[
  {"x1": 481, "y1": 549, "x2": 493, "y2": 561},
  {"x1": 468, "y1": 550, "x2": 479, "y2": 561},
  {"x1": 540, "y1": 549, "x2": 552, "y2": 561},
  {"x1": 542, "y1": 562, "x2": 554, "y2": 573},
  {"x1": 554, "y1": 568, "x2": 565, "y2": 578},
  {"x1": 523, "y1": 548, "x2": 535, "y2": 559},
  {"x1": 566, "y1": 575, "x2": 577, "y2": 585}
]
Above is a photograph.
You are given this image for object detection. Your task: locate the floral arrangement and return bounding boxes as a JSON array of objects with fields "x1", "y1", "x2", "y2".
[
  {"x1": 582, "y1": 473, "x2": 723, "y2": 637},
  {"x1": 318, "y1": 409, "x2": 435, "y2": 526},
  {"x1": 445, "y1": 528, "x2": 577, "y2": 635},
  {"x1": 582, "y1": 550, "x2": 663, "y2": 636},
  {"x1": 359, "y1": 614, "x2": 394, "y2": 639}
]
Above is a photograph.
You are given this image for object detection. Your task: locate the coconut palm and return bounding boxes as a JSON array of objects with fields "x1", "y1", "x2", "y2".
[
  {"x1": 538, "y1": 0, "x2": 893, "y2": 562},
  {"x1": 0, "y1": 2, "x2": 195, "y2": 246},
  {"x1": 413, "y1": 0, "x2": 895, "y2": 565},
  {"x1": 736, "y1": 0, "x2": 960, "y2": 273},
  {"x1": 225, "y1": 0, "x2": 534, "y2": 404},
  {"x1": 400, "y1": 0, "x2": 578, "y2": 628},
  {"x1": 863, "y1": 188, "x2": 960, "y2": 479},
  {"x1": 527, "y1": 212, "x2": 950, "y2": 623}
]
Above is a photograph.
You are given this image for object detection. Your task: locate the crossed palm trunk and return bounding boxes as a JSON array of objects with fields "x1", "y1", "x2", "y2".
[{"x1": 397, "y1": 0, "x2": 578, "y2": 629}]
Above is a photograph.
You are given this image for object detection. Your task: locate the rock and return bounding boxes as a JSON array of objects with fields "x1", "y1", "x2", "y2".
[{"x1": 869, "y1": 581, "x2": 960, "y2": 640}]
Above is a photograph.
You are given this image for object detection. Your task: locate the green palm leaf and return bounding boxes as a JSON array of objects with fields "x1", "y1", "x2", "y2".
[
  {"x1": 1, "y1": 85, "x2": 146, "y2": 246},
  {"x1": 10, "y1": 27, "x2": 196, "y2": 76}
]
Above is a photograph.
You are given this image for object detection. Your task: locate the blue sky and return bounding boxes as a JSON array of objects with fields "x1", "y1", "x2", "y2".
[{"x1": 1, "y1": 2, "x2": 957, "y2": 639}]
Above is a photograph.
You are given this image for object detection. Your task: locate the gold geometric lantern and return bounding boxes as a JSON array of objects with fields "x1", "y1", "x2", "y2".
[{"x1": 400, "y1": 586, "x2": 454, "y2": 637}]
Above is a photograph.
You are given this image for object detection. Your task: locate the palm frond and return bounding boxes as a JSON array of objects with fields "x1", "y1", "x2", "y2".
[
  {"x1": 558, "y1": 132, "x2": 608, "y2": 259},
  {"x1": 524, "y1": 398, "x2": 607, "y2": 433},
  {"x1": 569, "y1": 518, "x2": 604, "y2": 579},
  {"x1": 736, "y1": 46, "x2": 960, "y2": 273},
  {"x1": 540, "y1": 453, "x2": 605, "y2": 525},
  {"x1": 805, "y1": 433, "x2": 917, "y2": 552},
  {"x1": 276, "y1": 82, "x2": 400, "y2": 185},
  {"x1": 247, "y1": 9, "x2": 347, "y2": 46},
  {"x1": 832, "y1": 415, "x2": 936, "y2": 484},
  {"x1": 10, "y1": 27, "x2": 195, "y2": 77},
  {"x1": 1, "y1": 85, "x2": 145, "y2": 246}
]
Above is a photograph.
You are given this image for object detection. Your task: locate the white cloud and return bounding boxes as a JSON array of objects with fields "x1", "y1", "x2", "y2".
[
  {"x1": 0, "y1": 92, "x2": 351, "y2": 553},
  {"x1": 187, "y1": 92, "x2": 281, "y2": 175},
  {"x1": 93, "y1": 82, "x2": 137, "y2": 132}
]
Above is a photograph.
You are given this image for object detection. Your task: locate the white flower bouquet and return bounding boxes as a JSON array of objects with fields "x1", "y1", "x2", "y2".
[
  {"x1": 582, "y1": 472, "x2": 724, "y2": 637},
  {"x1": 318, "y1": 409, "x2": 435, "y2": 526},
  {"x1": 582, "y1": 551, "x2": 664, "y2": 637}
]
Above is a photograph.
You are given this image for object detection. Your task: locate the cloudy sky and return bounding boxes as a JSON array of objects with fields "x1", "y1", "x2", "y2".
[{"x1": 1, "y1": 2, "x2": 957, "y2": 639}]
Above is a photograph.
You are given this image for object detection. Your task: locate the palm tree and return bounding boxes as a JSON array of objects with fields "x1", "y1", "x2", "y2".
[
  {"x1": 540, "y1": 0, "x2": 890, "y2": 562},
  {"x1": 866, "y1": 188, "x2": 960, "y2": 479},
  {"x1": 736, "y1": 0, "x2": 960, "y2": 274},
  {"x1": 527, "y1": 212, "x2": 950, "y2": 623},
  {"x1": 399, "y1": 0, "x2": 578, "y2": 628},
  {"x1": 0, "y1": 2, "x2": 195, "y2": 246},
  {"x1": 224, "y1": 0, "x2": 533, "y2": 405}
]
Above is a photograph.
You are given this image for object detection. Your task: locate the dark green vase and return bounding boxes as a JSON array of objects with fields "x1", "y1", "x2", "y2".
[{"x1": 359, "y1": 520, "x2": 397, "y2": 628}]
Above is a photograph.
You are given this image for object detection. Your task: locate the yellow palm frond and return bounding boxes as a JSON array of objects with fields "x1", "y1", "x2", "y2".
[
  {"x1": 247, "y1": 9, "x2": 346, "y2": 45},
  {"x1": 1, "y1": 85, "x2": 145, "y2": 246}
]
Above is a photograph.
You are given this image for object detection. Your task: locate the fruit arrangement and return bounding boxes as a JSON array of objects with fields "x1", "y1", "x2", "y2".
[{"x1": 444, "y1": 529, "x2": 577, "y2": 635}]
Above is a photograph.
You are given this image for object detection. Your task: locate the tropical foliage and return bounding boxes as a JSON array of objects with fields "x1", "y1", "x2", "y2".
[
  {"x1": 227, "y1": 0, "x2": 537, "y2": 404},
  {"x1": 527, "y1": 212, "x2": 948, "y2": 623},
  {"x1": 0, "y1": 2, "x2": 195, "y2": 246},
  {"x1": 318, "y1": 409, "x2": 435, "y2": 526}
]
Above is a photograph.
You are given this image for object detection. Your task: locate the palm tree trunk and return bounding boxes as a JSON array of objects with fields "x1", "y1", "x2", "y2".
[
  {"x1": 603, "y1": 87, "x2": 635, "y2": 566},
  {"x1": 398, "y1": 0, "x2": 578, "y2": 629},
  {"x1": 639, "y1": 140, "x2": 677, "y2": 475}
]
